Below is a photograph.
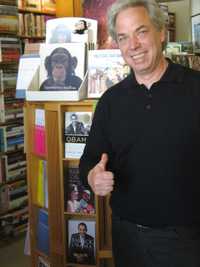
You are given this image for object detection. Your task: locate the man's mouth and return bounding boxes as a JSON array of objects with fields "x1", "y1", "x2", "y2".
[{"x1": 131, "y1": 52, "x2": 145, "y2": 60}]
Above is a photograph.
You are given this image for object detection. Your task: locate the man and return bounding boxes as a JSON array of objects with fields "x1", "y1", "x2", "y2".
[
  {"x1": 65, "y1": 113, "x2": 86, "y2": 135},
  {"x1": 69, "y1": 222, "x2": 95, "y2": 265},
  {"x1": 79, "y1": 0, "x2": 200, "y2": 266}
]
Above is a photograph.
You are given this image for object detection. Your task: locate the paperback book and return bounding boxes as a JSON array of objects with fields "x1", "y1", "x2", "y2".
[
  {"x1": 0, "y1": 6, "x2": 18, "y2": 34},
  {"x1": 64, "y1": 111, "x2": 92, "y2": 159},
  {"x1": 88, "y1": 49, "x2": 130, "y2": 98},
  {"x1": 37, "y1": 208, "x2": 49, "y2": 256},
  {"x1": 83, "y1": 0, "x2": 116, "y2": 48},
  {"x1": 39, "y1": 43, "x2": 86, "y2": 92},
  {"x1": 64, "y1": 163, "x2": 95, "y2": 214},
  {"x1": 33, "y1": 109, "x2": 46, "y2": 157},
  {"x1": 68, "y1": 219, "x2": 96, "y2": 265},
  {"x1": 37, "y1": 159, "x2": 48, "y2": 208},
  {"x1": 38, "y1": 256, "x2": 50, "y2": 267},
  {"x1": 46, "y1": 17, "x2": 98, "y2": 47},
  {"x1": 41, "y1": 0, "x2": 56, "y2": 13}
]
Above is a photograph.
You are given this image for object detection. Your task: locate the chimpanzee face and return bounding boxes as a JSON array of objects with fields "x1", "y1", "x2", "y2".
[{"x1": 51, "y1": 53, "x2": 69, "y2": 82}]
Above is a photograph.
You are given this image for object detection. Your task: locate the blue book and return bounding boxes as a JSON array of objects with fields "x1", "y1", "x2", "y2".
[{"x1": 37, "y1": 208, "x2": 49, "y2": 255}]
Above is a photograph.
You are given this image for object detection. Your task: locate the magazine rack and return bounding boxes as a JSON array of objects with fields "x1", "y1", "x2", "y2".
[{"x1": 24, "y1": 100, "x2": 114, "y2": 267}]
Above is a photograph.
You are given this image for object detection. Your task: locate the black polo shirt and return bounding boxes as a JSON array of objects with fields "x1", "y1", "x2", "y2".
[{"x1": 79, "y1": 60, "x2": 200, "y2": 227}]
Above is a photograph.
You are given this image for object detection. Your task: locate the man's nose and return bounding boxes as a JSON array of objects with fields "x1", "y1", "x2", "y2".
[{"x1": 128, "y1": 34, "x2": 140, "y2": 49}]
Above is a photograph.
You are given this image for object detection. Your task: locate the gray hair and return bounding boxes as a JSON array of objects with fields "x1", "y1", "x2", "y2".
[{"x1": 107, "y1": 0, "x2": 168, "y2": 48}]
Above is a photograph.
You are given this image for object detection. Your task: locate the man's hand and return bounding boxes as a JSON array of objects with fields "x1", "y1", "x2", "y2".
[{"x1": 88, "y1": 153, "x2": 114, "y2": 196}]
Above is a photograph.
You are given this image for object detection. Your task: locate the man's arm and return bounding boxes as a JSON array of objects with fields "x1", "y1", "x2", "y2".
[{"x1": 79, "y1": 96, "x2": 114, "y2": 195}]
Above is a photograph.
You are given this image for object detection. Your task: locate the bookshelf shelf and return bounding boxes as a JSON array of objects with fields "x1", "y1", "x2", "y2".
[
  {"x1": 18, "y1": 8, "x2": 56, "y2": 16},
  {"x1": 0, "y1": 4, "x2": 28, "y2": 239}
]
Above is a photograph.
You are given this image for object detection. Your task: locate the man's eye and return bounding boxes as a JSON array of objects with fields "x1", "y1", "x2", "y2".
[
  {"x1": 137, "y1": 30, "x2": 148, "y2": 37},
  {"x1": 118, "y1": 35, "x2": 128, "y2": 42}
]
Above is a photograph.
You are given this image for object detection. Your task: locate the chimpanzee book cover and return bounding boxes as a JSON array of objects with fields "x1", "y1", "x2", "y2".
[
  {"x1": 39, "y1": 43, "x2": 86, "y2": 92},
  {"x1": 64, "y1": 111, "x2": 92, "y2": 159}
]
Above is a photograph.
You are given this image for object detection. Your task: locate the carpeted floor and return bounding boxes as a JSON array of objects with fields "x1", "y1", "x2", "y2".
[{"x1": 0, "y1": 233, "x2": 30, "y2": 267}]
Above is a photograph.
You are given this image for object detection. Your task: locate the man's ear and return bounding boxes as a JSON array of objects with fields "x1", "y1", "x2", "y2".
[{"x1": 160, "y1": 28, "x2": 166, "y2": 43}]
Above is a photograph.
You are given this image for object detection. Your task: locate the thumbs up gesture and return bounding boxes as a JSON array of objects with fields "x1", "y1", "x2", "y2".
[{"x1": 88, "y1": 153, "x2": 114, "y2": 196}]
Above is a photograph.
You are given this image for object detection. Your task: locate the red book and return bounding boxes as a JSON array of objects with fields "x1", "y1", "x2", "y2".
[{"x1": 34, "y1": 109, "x2": 46, "y2": 156}]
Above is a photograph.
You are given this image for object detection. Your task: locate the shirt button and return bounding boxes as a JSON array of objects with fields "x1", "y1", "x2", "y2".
[{"x1": 145, "y1": 103, "x2": 151, "y2": 110}]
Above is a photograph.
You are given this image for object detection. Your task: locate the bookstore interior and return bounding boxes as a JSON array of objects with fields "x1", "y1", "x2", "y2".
[{"x1": 0, "y1": 0, "x2": 200, "y2": 266}]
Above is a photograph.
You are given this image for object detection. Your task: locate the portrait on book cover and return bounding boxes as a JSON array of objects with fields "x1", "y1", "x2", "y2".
[
  {"x1": 68, "y1": 219, "x2": 96, "y2": 265},
  {"x1": 39, "y1": 44, "x2": 86, "y2": 91},
  {"x1": 64, "y1": 164, "x2": 95, "y2": 214},
  {"x1": 65, "y1": 112, "x2": 92, "y2": 136},
  {"x1": 64, "y1": 112, "x2": 92, "y2": 159}
]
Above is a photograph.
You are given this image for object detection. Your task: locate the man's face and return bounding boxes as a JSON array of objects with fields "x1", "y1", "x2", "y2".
[
  {"x1": 115, "y1": 6, "x2": 165, "y2": 78},
  {"x1": 79, "y1": 225, "x2": 86, "y2": 236}
]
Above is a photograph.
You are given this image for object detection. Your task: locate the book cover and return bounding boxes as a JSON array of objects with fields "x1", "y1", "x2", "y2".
[
  {"x1": 24, "y1": 0, "x2": 41, "y2": 11},
  {"x1": 37, "y1": 208, "x2": 49, "y2": 256},
  {"x1": 16, "y1": 54, "x2": 40, "y2": 99},
  {"x1": 0, "y1": 5, "x2": 18, "y2": 33},
  {"x1": 64, "y1": 111, "x2": 92, "y2": 159},
  {"x1": 33, "y1": 109, "x2": 46, "y2": 157},
  {"x1": 0, "y1": 37, "x2": 21, "y2": 63},
  {"x1": 68, "y1": 219, "x2": 96, "y2": 265},
  {"x1": 46, "y1": 17, "x2": 98, "y2": 45},
  {"x1": 39, "y1": 43, "x2": 86, "y2": 92},
  {"x1": 88, "y1": 49, "x2": 130, "y2": 98},
  {"x1": 37, "y1": 160, "x2": 48, "y2": 208},
  {"x1": 83, "y1": 0, "x2": 116, "y2": 48},
  {"x1": 0, "y1": 184, "x2": 9, "y2": 213},
  {"x1": 41, "y1": 0, "x2": 56, "y2": 13},
  {"x1": 64, "y1": 163, "x2": 95, "y2": 214},
  {"x1": 38, "y1": 256, "x2": 50, "y2": 267}
]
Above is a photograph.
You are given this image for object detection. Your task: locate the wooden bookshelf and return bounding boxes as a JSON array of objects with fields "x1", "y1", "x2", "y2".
[{"x1": 24, "y1": 101, "x2": 113, "y2": 267}]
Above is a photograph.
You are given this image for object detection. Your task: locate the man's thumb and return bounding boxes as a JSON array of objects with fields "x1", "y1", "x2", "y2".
[{"x1": 98, "y1": 153, "x2": 108, "y2": 171}]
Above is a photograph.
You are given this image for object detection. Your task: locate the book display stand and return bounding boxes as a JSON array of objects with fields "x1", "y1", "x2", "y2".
[{"x1": 25, "y1": 100, "x2": 113, "y2": 267}]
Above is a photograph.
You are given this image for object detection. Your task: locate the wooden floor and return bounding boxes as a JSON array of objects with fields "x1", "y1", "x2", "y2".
[{"x1": 0, "y1": 233, "x2": 30, "y2": 267}]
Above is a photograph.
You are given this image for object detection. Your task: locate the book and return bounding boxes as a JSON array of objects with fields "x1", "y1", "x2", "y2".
[
  {"x1": 165, "y1": 42, "x2": 182, "y2": 56},
  {"x1": 0, "y1": 37, "x2": 21, "y2": 63},
  {"x1": 68, "y1": 219, "x2": 96, "y2": 265},
  {"x1": 46, "y1": 17, "x2": 98, "y2": 46},
  {"x1": 16, "y1": 54, "x2": 40, "y2": 99},
  {"x1": 0, "y1": 0, "x2": 17, "y2": 5},
  {"x1": 33, "y1": 109, "x2": 46, "y2": 157},
  {"x1": 0, "y1": 184, "x2": 9, "y2": 213},
  {"x1": 64, "y1": 111, "x2": 92, "y2": 159},
  {"x1": 39, "y1": 43, "x2": 86, "y2": 92},
  {"x1": 0, "y1": 123, "x2": 24, "y2": 153},
  {"x1": 24, "y1": 0, "x2": 41, "y2": 11},
  {"x1": 37, "y1": 160, "x2": 48, "y2": 208},
  {"x1": 64, "y1": 163, "x2": 95, "y2": 214},
  {"x1": 83, "y1": 0, "x2": 117, "y2": 49},
  {"x1": 37, "y1": 208, "x2": 49, "y2": 256},
  {"x1": 41, "y1": 0, "x2": 56, "y2": 13},
  {"x1": 0, "y1": 6, "x2": 18, "y2": 35},
  {"x1": 38, "y1": 256, "x2": 50, "y2": 267},
  {"x1": 88, "y1": 49, "x2": 130, "y2": 98}
]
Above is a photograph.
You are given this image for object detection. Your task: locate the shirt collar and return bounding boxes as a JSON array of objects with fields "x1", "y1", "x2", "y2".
[{"x1": 129, "y1": 58, "x2": 185, "y2": 87}]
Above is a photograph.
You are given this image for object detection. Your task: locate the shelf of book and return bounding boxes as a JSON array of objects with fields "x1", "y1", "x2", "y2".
[
  {"x1": 24, "y1": 100, "x2": 113, "y2": 267},
  {"x1": 0, "y1": 2, "x2": 28, "y2": 240}
]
